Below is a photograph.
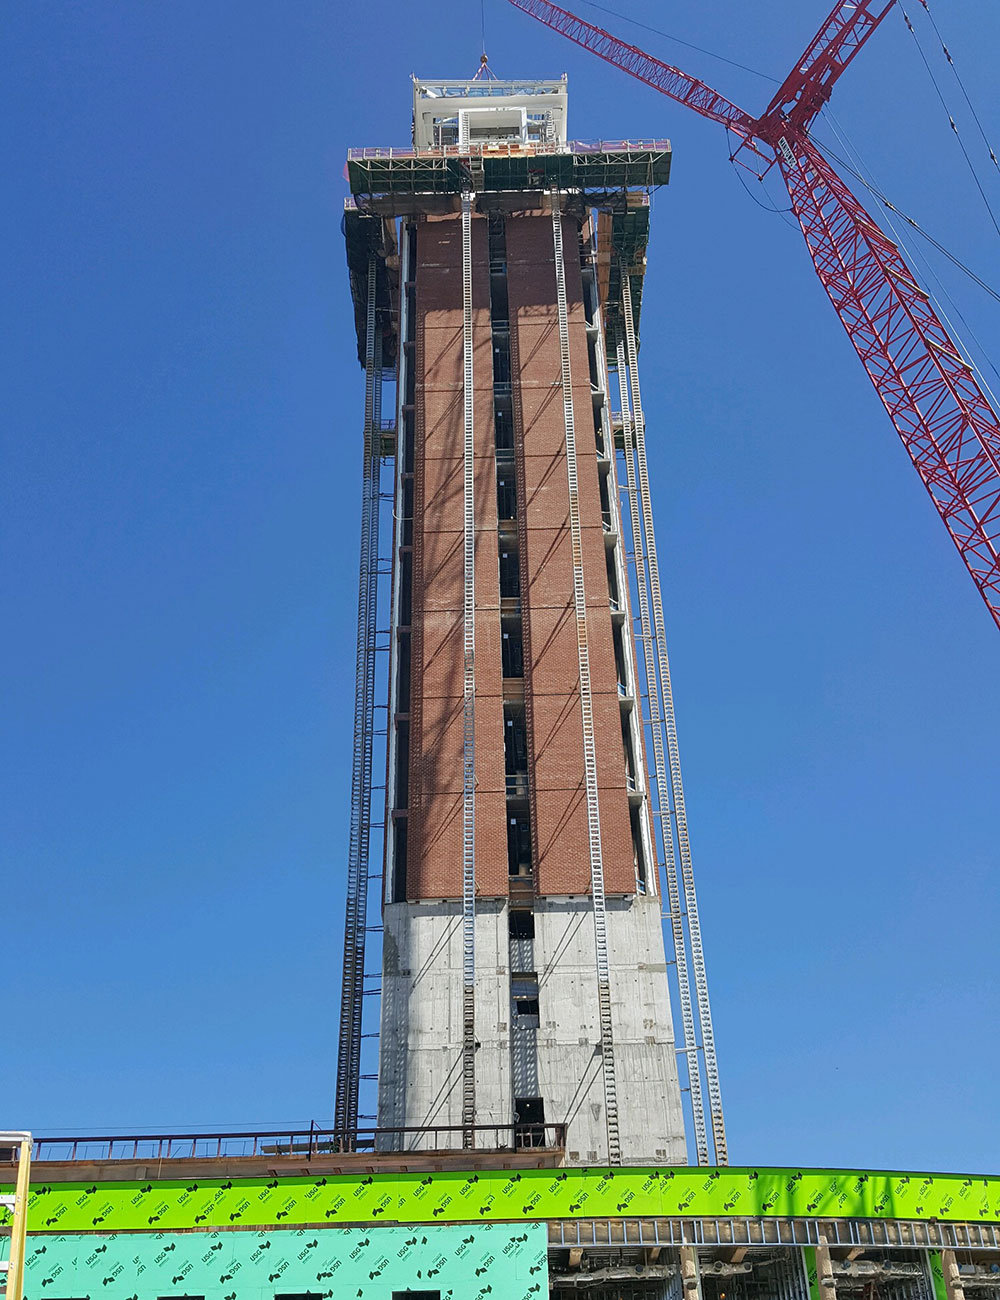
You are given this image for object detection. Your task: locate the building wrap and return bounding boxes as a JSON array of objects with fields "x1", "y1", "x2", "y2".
[
  {"x1": 4, "y1": 1224, "x2": 547, "y2": 1300},
  {"x1": 4, "y1": 1167, "x2": 1000, "y2": 1234}
]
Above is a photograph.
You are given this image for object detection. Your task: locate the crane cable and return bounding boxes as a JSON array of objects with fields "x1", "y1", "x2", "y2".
[
  {"x1": 723, "y1": 116, "x2": 1000, "y2": 314},
  {"x1": 899, "y1": 5, "x2": 1000, "y2": 239},
  {"x1": 916, "y1": 0, "x2": 1000, "y2": 178},
  {"x1": 575, "y1": 0, "x2": 779, "y2": 83},
  {"x1": 724, "y1": 126, "x2": 797, "y2": 223},
  {"x1": 811, "y1": 129, "x2": 1000, "y2": 309}
]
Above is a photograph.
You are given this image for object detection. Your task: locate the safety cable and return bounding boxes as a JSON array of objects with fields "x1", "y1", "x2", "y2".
[{"x1": 900, "y1": 6, "x2": 1000, "y2": 239}]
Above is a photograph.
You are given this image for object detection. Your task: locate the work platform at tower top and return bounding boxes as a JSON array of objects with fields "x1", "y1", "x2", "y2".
[{"x1": 3, "y1": 1133, "x2": 1000, "y2": 1300}]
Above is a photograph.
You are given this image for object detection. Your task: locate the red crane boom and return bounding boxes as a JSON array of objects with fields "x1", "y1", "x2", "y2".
[{"x1": 509, "y1": 0, "x2": 1000, "y2": 630}]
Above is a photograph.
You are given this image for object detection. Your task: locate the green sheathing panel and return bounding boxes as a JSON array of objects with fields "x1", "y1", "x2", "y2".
[
  {"x1": 801, "y1": 1248, "x2": 822, "y2": 1300},
  {"x1": 928, "y1": 1250, "x2": 949, "y2": 1300},
  {"x1": 2, "y1": 1168, "x2": 998, "y2": 1234},
  {"x1": 16, "y1": 1224, "x2": 547, "y2": 1300}
]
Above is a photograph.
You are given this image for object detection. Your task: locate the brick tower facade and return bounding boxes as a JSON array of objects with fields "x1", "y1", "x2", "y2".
[{"x1": 342, "y1": 76, "x2": 691, "y2": 1166}]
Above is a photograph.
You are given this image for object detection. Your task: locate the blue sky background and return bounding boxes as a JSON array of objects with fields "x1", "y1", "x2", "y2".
[{"x1": 3, "y1": 0, "x2": 998, "y2": 1172}]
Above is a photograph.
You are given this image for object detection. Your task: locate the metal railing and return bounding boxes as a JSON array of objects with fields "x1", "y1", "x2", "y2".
[
  {"x1": 23, "y1": 1123, "x2": 567, "y2": 1165},
  {"x1": 347, "y1": 139, "x2": 670, "y2": 162}
]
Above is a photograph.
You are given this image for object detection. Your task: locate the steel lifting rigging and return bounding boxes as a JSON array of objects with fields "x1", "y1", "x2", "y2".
[{"x1": 508, "y1": 0, "x2": 1000, "y2": 632}]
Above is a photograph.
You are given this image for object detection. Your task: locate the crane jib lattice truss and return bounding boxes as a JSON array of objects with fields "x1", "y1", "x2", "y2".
[{"x1": 509, "y1": 0, "x2": 1000, "y2": 632}]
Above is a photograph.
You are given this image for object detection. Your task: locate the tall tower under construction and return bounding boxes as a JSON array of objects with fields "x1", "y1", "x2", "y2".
[{"x1": 338, "y1": 72, "x2": 725, "y2": 1168}]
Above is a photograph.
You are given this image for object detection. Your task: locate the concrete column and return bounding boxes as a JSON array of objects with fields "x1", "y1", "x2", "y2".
[
  {"x1": 815, "y1": 1236, "x2": 837, "y2": 1297},
  {"x1": 940, "y1": 1249, "x2": 967, "y2": 1300},
  {"x1": 680, "y1": 1244, "x2": 702, "y2": 1300}
]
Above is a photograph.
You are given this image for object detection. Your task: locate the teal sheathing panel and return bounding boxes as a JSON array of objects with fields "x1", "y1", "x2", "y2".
[
  {"x1": 3, "y1": 1167, "x2": 999, "y2": 1234},
  {"x1": 15, "y1": 1224, "x2": 547, "y2": 1300}
]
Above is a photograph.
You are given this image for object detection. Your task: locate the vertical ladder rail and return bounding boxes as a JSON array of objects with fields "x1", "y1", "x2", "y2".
[
  {"x1": 621, "y1": 273, "x2": 728, "y2": 1165},
  {"x1": 0, "y1": 1132, "x2": 31, "y2": 1300},
  {"x1": 616, "y1": 338, "x2": 708, "y2": 1167},
  {"x1": 335, "y1": 250, "x2": 382, "y2": 1137},
  {"x1": 460, "y1": 193, "x2": 478, "y2": 1147},
  {"x1": 551, "y1": 192, "x2": 621, "y2": 1165}
]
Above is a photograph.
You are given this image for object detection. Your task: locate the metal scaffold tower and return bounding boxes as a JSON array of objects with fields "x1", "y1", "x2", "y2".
[
  {"x1": 335, "y1": 248, "x2": 392, "y2": 1138},
  {"x1": 615, "y1": 335, "x2": 706, "y2": 1167},
  {"x1": 617, "y1": 276, "x2": 726, "y2": 1167},
  {"x1": 460, "y1": 193, "x2": 478, "y2": 1146}
]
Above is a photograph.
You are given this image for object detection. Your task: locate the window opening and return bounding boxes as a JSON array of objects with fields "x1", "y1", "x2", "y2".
[
  {"x1": 399, "y1": 550, "x2": 413, "y2": 626},
  {"x1": 497, "y1": 476, "x2": 518, "y2": 521},
  {"x1": 504, "y1": 706, "x2": 528, "y2": 773},
  {"x1": 507, "y1": 812, "x2": 532, "y2": 876},
  {"x1": 501, "y1": 620, "x2": 524, "y2": 678},
  {"x1": 512, "y1": 975, "x2": 540, "y2": 1020},
  {"x1": 612, "y1": 620, "x2": 628, "y2": 694},
  {"x1": 630, "y1": 803, "x2": 648, "y2": 893},
  {"x1": 494, "y1": 402, "x2": 514, "y2": 450},
  {"x1": 509, "y1": 909, "x2": 535, "y2": 939},
  {"x1": 621, "y1": 711, "x2": 638, "y2": 790},
  {"x1": 513, "y1": 1096, "x2": 546, "y2": 1148},
  {"x1": 605, "y1": 546, "x2": 620, "y2": 606},
  {"x1": 394, "y1": 720, "x2": 410, "y2": 808},
  {"x1": 400, "y1": 476, "x2": 414, "y2": 548},
  {"x1": 499, "y1": 549, "x2": 521, "y2": 598},
  {"x1": 392, "y1": 818, "x2": 408, "y2": 901},
  {"x1": 396, "y1": 632, "x2": 411, "y2": 714}
]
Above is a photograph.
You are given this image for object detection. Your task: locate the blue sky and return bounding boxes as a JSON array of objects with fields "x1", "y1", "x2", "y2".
[{"x1": 3, "y1": 0, "x2": 998, "y2": 1173}]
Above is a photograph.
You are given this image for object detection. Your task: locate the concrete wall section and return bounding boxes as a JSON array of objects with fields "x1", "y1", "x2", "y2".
[
  {"x1": 378, "y1": 898, "x2": 511, "y2": 1138},
  {"x1": 533, "y1": 893, "x2": 687, "y2": 1164}
]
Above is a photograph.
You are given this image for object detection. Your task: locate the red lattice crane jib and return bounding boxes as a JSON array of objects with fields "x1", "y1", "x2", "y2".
[{"x1": 509, "y1": 0, "x2": 1000, "y2": 630}]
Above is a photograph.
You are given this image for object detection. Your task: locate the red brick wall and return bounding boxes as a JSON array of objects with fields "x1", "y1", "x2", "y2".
[
  {"x1": 407, "y1": 213, "x2": 507, "y2": 900},
  {"x1": 404, "y1": 207, "x2": 637, "y2": 901},
  {"x1": 507, "y1": 213, "x2": 636, "y2": 897}
]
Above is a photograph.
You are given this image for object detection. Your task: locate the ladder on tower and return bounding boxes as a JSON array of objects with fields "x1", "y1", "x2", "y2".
[
  {"x1": 460, "y1": 192, "x2": 478, "y2": 1148},
  {"x1": 621, "y1": 273, "x2": 727, "y2": 1166},
  {"x1": 550, "y1": 191, "x2": 621, "y2": 1166},
  {"x1": 335, "y1": 249, "x2": 384, "y2": 1139},
  {"x1": 615, "y1": 332, "x2": 709, "y2": 1167}
]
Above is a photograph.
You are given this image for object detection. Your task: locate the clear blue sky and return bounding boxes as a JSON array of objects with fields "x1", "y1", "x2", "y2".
[{"x1": 3, "y1": 0, "x2": 998, "y2": 1173}]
